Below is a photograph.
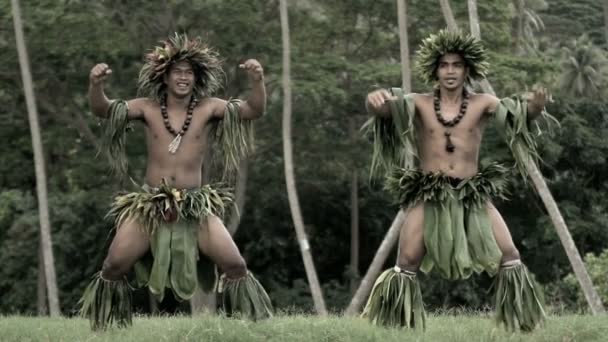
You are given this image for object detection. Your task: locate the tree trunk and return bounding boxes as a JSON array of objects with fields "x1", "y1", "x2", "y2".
[
  {"x1": 515, "y1": 0, "x2": 525, "y2": 55},
  {"x1": 190, "y1": 146, "x2": 217, "y2": 314},
  {"x1": 396, "y1": 0, "x2": 412, "y2": 92},
  {"x1": 37, "y1": 241, "x2": 48, "y2": 316},
  {"x1": 348, "y1": 119, "x2": 360, "y2": 294},
  {"x1": 345, "y1": 0, "x2": 412, "y2": 312},
  {"x1": 527, "y1": 163, "x2": 605, "y2": 314},
  {"x1": 603, "y1": 0, "x2": 608, "y2": 47},
  {"x1": 467, "y1": 0, "x2": 480, "y2": 39},
  {"x1": 11, "y1": 0, "x2": 60, "y2": 316},
  {"x1": 466, "y1": 0, "x2": 605, "y2": 314},
  {"x1": 439, "y1": 0, "x2": 458, "y2": 31},
  {"x1": 345, "y1": 211, "x2": 405, "y2": 315},
  {"x1": 227, "y1": 158, "x2": 249, "y2": 235},
  {"x1": 280, "y1": 0, "x2": 327, "y2": 315}
]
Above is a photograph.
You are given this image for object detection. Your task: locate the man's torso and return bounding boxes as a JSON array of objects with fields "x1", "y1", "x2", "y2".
[
  {"x1": 135, "y1": 97, "x2": 220, "y2": 188},
  {"x1": 412, "y1": 92, "x2": 492, "y2": 178}
]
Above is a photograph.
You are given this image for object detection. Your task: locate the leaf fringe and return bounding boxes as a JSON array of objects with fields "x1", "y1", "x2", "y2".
[
  {"x1": 218, "y1": 271, "x2": 274, "y2": 320},
  {"x1": 361, "y1": 268, "x2": 426, "y2": 330}
]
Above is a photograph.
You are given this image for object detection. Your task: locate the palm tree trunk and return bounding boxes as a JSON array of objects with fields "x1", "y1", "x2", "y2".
[
  {"x1": 439, "y1": 0, "x2": 458, "y2": 31},
  {"x1": 345, "y1": 0, "x2": 412, "y2": 313},
  {"x1": 345, "y1": 211, "x2": 405, "y2": 315},
  {"x1": 467, "y1": 0, "x2": 481, "y2": 39},
  {"x1": 227, "y1": 158, "x2": 249, "y2": 235},
  {"x1": 465, "y1": 0, "x2": 605, "y2": 314},
  {"x1": 348, "y1": 119, "x2": 360, "y2": 294},
  {"x1": 527, "y1": 163, "x2": 605, "y2": 313},
  {"x1": 37, "y1": 241, "x2": 48, "y2": 315},
  {"x1": 11, "y1": 0, "x2": 60, "y2": 316},
  {"x1": 603, "y1": 0, "x2": 608, "y2": 47},
  {"x1": 397, "y1": 0, "x2": 412, "y2": 92},
  {"x1": 515, "y1": 0, "x2": 525, "y2": 55},
  {"x1": 190, "y1": 146, "x2": 217, "y2": 314},
  {"x1": 280, "y1": 0, "x2": 327, "y2": 315}
]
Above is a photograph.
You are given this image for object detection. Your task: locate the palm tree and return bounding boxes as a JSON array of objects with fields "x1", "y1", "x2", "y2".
[
  {"x1": 227, "y1": 158, "x2": 249, "y2": 235},
  {"x1": 345, "y1": 0, "x2": 412, "y2": 315},
  {"x1": 397, "y1": 0, "x2": 412, "y2": 92},
  {"x1": 604, "y1": 0, "x2": 608, "y2": 47},
  {"x1": 439, "y1": 0, "x2": 458, "y2": 31},
  {"x1": 348, "y1": 118, "x2": 360, "y2": 294},
  {"x1": 466, "y1": 0, "x2": 605, "y2": 315},
  {"x1": 345, "y1": 212, "x2": 405, "y2": 315},
  {"x1": 279, "y1": 0, "x2": 327, "y2": 315},
  {"x1": 11, "y1": 0, "x2": 60, "y2": 316},
  {"x1": 559, "y1": 35, "x2": 608, "y2": 97},
  {"x1": 512, "y1": 0, "x2": 547, "y2": 55}
]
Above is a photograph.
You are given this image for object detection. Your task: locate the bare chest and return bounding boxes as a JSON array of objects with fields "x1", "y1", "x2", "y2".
[
  {"x1": 416, "y1": 99, "x2": 488, "y2": 136},
  {"x1": 143, "y1": 106, "x2": 214, "y2": 151}
]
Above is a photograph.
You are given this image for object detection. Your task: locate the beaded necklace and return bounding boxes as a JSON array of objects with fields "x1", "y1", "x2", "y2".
[
  {"x1": 160, "y1": 95, "x2": 198, "y2": 154},
  {"x1": 433, "y1": 88, "x2": 469, "y2": 153}
]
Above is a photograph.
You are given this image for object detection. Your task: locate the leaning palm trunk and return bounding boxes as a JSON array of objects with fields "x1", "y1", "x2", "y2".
[
  {"x1": 279, "y1": 0, "x2": 327, "y2": 315},
  {"x1": 349, "y1": 119, "x2": 360, "y2": 294},
  {"x1": 345, "y1": 211, "x2": 405, "y2": 315},
  {"x1": 345, "y1": 0, "x2": 412, "y2": 314},
  {"x1": 439, "y1": 0, "x2": 458, "y2": 31},
  {"x1": 462, "y1": 0, "x2": 605, "y2": 314},
  {"x1": 227, "y1": 157, "x2": 249, "y2": 235},
  {"x1": 526, "y1": 163, "x2": 604, "y2": 313},
  {"x1": 397, "y1": 0, "x2": 412, "y2": 92},
  {"x1": 11, "y1": 0, "x2": 60, "y2": 316},
  {"x1": 345, "y1": 0, "x2": 412, "y2": 315}
]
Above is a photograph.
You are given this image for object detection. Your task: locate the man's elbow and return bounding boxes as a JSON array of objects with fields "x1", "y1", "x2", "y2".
[{"x1": 90, "y1": 103, "x2": 110, "y2": 118}]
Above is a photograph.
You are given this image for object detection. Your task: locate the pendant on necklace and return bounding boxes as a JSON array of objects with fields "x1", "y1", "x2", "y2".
[
  {"x1": 168, "y1": 134, "x2": 183, "y2": 154},
  {"x1": 444, "y1": 131, "x2": 455, "y2": 153}
]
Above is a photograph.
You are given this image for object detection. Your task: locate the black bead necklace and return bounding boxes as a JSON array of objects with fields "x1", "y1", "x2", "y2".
[
  {"x1": 433, "y1": 88, "x2": 469, "y2": 153},
  {"x1": 160, "y1": 95, "x2": 198, "y2": 154}
]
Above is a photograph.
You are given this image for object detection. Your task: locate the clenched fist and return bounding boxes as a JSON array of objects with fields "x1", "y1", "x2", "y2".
[
  {"x1": 89, "y1": 63, "x2": 112, "y2": 86},
  {"x1": 366, "y1": 89, "x2": 395, "y2": 113},
  {"x1": 239, "y1": 59, "x2": 264, "y2": 82}
]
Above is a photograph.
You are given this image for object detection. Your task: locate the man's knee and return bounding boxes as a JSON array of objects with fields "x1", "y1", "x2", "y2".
[
  {"x1": 397, "y1": 251, "x2": 423, "y2": 273},
  {"x1": 101, "y1": 257, "x2": 128, "y2": 281},
  {"x1": 222, "y1": 257, "x2": 247, "y2": 279},
  {"x1": 501, "y1": 247, "x2": 521, "y2": 263}
]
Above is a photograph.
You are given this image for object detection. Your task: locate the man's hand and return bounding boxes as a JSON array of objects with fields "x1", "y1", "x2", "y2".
[
  {"x1": 366, "y1": 89, "x2": 395, "y2": 115},
  {"x1": 524, "y1": 85, "x2": 551, "y2": 116},
  {"x1": 89, "y1": 63, "x2": 112, "y2": 86},
  {"x1": 239, "y1": 59, "x2": 264, "y2": 82}
]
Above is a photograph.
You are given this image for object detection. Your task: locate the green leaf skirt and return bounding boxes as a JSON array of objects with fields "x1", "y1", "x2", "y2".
[
  {"x1": 108, "y1": 180, "x2": 234, "y2": 301},
  {"x1": 385, "y1": 163, "x2": 509, "y2": 280}
]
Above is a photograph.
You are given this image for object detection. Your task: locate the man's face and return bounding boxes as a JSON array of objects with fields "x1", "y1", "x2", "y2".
[
  {"x1": 436, "y1": 53, "x2": 467, "y2": 90},
  {"x1": 164, "y1": 60, "x2": 195, "y2": 98}
]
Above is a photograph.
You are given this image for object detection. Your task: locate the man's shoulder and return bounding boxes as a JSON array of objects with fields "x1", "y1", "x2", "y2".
[
  {"x1": 470, "y1": 92, "x2": 499, "y2": 103},
  {"x1": 128, "y1": 97, "x2": 158, "y2": 108},
  {"x1": 126, "y1": 97, "x2": 158, "y2": 119},
  {"x1": 469, "y1": 92, "x2": 500, "y2": 115},
  {"x1": 410, "y1": 92, "x2": 433, "y2": 107}
]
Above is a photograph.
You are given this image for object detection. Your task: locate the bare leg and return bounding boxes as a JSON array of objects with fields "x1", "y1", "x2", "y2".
[
  {"x1": 198, "y1": 215, "x2": 247, "y2": 279},
  {"x1": 396, "y1": 203, "x2": 426, "y2": 272},
  {"x1": 486, "y1": 202, "x2": 521, "y2": 263},
  {"x1": 101, "y1": 217, "x2": 150, "y2": 280}
]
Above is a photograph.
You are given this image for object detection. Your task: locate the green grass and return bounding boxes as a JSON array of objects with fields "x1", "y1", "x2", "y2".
[{"x1": 0, "y1": 313, "x2": 606, "y2": 342}]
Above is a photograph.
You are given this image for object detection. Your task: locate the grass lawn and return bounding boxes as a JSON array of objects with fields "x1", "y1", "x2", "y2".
[{"x1": 0, "y1": 313, "x2": 606, "y2": 342}]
